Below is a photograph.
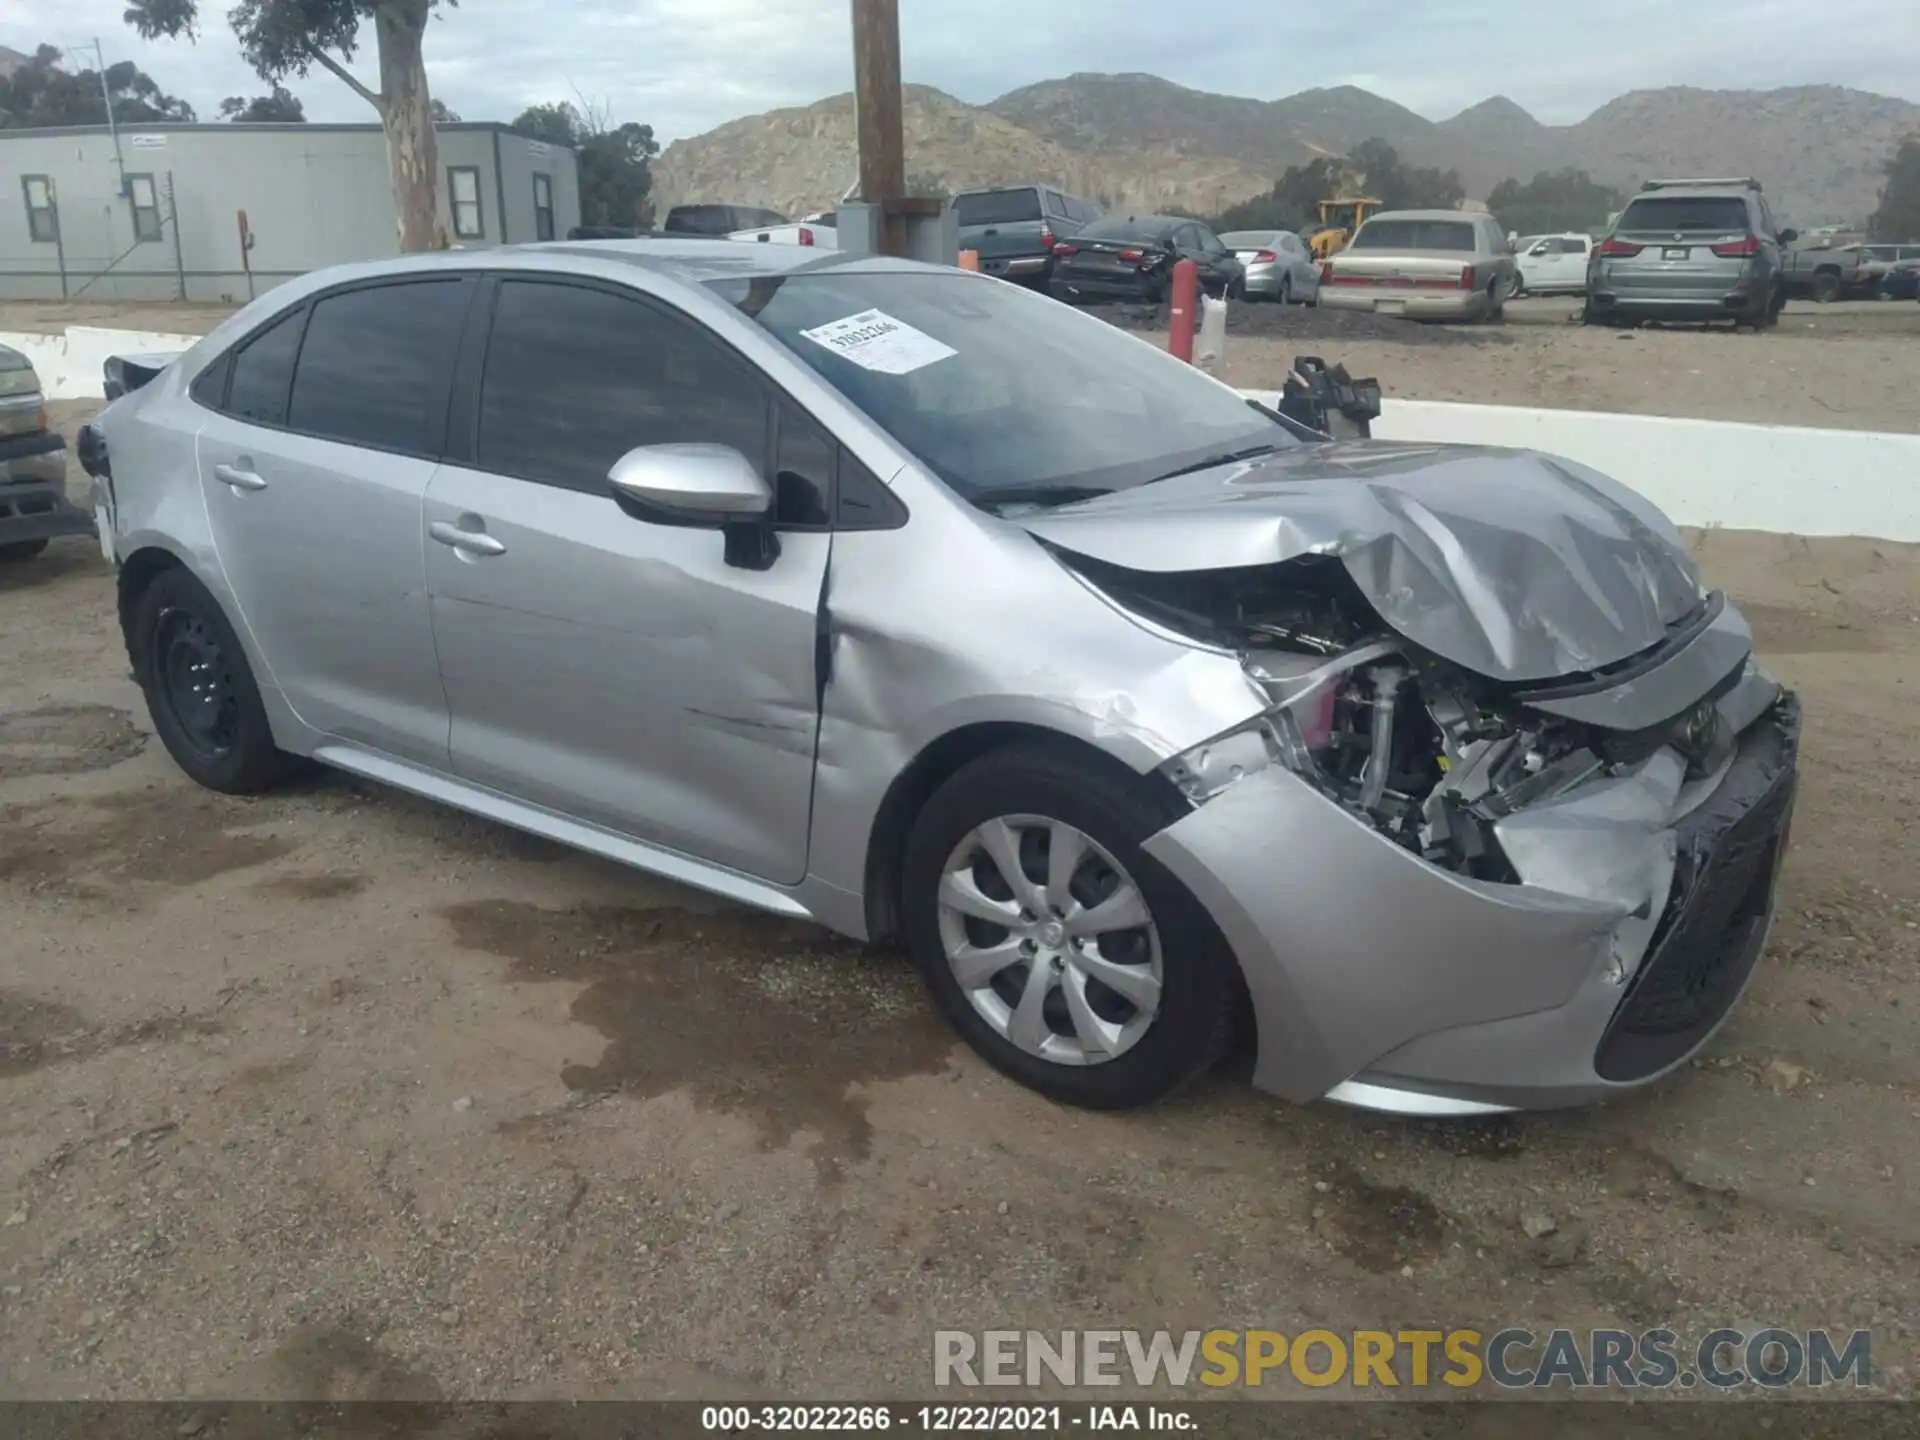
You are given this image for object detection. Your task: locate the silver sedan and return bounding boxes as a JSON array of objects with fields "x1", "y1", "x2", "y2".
[
  {"x1": 83, "y1": 242, "x2": 1799, "y2": 1117},
  {"x1": 1219, "y1": 230, "x2": 1321, "y2": 304}
]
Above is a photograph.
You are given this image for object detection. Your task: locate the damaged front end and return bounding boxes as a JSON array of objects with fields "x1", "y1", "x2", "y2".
[{"x1": 1054, "y1": 546, "x2": 1801, "y2": 1110}]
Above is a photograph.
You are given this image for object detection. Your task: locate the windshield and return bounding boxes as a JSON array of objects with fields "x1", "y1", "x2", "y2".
[
  {"x1": 710, "y1": 271, "x2": 1293, "y2": 506},
  {"x1": 1616, "y1": 196, "x2": 1749, "y2": 233},
  {"x1": 954, "y1": 189, "x2": 1042, "y2": 226},
  {"x1": 1350, "y1": 219, "x2": 1476, "y2": 251}
]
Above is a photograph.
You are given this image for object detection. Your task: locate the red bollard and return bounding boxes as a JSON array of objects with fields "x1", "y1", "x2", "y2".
[{"x1": 1168, "y1": 258, "x2": 1200, "y2": 364}]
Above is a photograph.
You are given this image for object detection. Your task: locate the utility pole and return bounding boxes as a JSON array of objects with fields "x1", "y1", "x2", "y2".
[
  {"x1": 849, "y1": 0, "x2": 906, "y2": 256},
  {"x1": 86, "y1": 38, "x2": 128, "y2": 196}
]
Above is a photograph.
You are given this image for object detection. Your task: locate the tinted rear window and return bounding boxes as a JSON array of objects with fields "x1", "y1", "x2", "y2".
[
  {"x1": 1350, "y1": 219, "x2": 1477, "y2": 251},
  {"x1": 223, "y1": 309, "x2": 305, "y2": 426},
  {"x1": 1080, "y1": 216, "x2": 1170, "y2": 244},
  {"x1": 666, "y1": 205, "x2": 784, "y2": 234},
  {"x1": 287, "y1": 280, "x2": 469, "y2": 455},
  {"x1": 1617, "y1": 196, "x2": 1750, "y2": 232},
  {"x1": 954, "y1": 189, "x2": 1043, "y2": 226}
]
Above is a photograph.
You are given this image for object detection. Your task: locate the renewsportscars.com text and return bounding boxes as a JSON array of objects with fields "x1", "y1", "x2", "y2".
[{"x1": 933, "y1": 1327, "x2": 1873, "y2": 1390}]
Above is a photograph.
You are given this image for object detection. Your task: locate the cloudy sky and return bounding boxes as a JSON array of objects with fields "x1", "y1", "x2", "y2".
[{"x1": 11, "y1": 0, "x2": 1918, "y2": 142}]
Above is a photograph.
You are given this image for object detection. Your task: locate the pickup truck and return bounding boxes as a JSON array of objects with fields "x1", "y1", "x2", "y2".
[
  {"x1": 0, "y1": 341, "x2": 92, "y2": 563},
  {"x1": 954, "y1": 184, "x2": 1102, "y2": 288},
  {"x1": 1780, "y1": 244, "x2": 1869, "y2": 303}
]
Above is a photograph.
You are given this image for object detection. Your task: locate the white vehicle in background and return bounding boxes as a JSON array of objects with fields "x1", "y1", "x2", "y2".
[
  {"x1": 727, "y1": 212, "x2": 839, "y2": 249},
  {"x1": 1515, "y1": 232, "x2": 1594, "y2": 296}
]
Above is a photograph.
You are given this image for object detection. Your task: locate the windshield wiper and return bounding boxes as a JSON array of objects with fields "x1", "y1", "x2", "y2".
[
  {"x1": 970, "y1": 483, "x2": 1113, "y2": 514},
  {"x1": 1146, "y1": 442, "x2": 1283, "y2": 484}
]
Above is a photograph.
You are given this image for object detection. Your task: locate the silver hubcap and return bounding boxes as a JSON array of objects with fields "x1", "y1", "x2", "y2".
[{"x1": 936, "y1": 815, "x2": 1163, "y2": 1067}]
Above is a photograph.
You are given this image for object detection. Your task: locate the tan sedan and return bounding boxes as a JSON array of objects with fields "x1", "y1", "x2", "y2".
[{"x1": 1317, "y1": 210, "x2": 1520, "y2": 321}]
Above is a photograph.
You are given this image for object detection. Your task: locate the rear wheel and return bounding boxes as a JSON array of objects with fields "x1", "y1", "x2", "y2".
[
  {"x1": 0, "y1": 539, "x2": 50, "y2": 563},
  {"x1": 129, "y1": 566, "x2": 296, "y2": 794},
  {"x1": 902, "y1": 744, "x2": 1239, "y2": 1109},
  {"x1": 1810, "y1": 271, "x2": 1841, "y2": 304}
]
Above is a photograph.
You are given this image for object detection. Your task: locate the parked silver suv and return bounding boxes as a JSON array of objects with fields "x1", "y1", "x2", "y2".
[
  {"x1": 1585, "y1": 178, "x2": 1794, "y2": 328},
  {"x1": 84, "y1": 243, "x2": 1799, "y2": 1118}
]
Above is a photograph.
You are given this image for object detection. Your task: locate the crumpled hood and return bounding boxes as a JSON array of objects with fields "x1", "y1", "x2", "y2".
[{"x1": 1016, "y1": 440, "x2": 1707, "y2": 683}]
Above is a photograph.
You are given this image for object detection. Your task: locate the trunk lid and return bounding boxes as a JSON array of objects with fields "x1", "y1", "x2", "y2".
[
  {"x1": 1325, "y1": 250, "x2": 1474, "y2": 290},
  {"x1": 1016, "y1": 440, "x2": 1706, "y2": 684}
]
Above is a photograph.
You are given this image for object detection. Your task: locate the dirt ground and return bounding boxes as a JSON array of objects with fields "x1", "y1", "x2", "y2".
[{"x1": 1, "y1": 319, "x2": 1918, "y2": 1417}]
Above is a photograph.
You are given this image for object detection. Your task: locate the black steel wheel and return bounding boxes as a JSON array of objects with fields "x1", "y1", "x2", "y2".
[{"x1": 129, "y1": 565, "x2": 297, "y2": 793}]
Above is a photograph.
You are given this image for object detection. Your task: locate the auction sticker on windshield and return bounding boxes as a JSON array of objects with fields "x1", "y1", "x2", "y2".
[{"x1": 799, "y1": 309, "x2": 957, "y2": 374}]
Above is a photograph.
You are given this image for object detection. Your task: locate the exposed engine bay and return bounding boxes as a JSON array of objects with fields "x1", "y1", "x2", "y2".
[{"x1": 1066, "y1": 552, "x2": 1742, "y2": 881}]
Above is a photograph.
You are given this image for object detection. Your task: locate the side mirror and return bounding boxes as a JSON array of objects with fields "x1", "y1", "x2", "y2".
[
  {"x1": 1778, "y1": 227, "x2": 1799, "y2": 244},
  {"x1": 608, "y1": 443, "x2": 780, "y2": 570},
  {"x1": 608, "y1": 443, "x2": 771, "y2": 521}
]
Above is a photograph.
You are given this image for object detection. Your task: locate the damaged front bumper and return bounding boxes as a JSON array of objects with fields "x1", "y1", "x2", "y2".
[{"x1": 1142, "y1": 681, "x2": 1800, "y2": 1113}]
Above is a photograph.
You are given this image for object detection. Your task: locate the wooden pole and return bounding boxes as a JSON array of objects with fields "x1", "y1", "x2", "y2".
[{"x1": 850, "y1": 0, "x2": 907, "y2": 256}]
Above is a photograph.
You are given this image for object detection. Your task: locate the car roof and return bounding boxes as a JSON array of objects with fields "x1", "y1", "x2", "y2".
[
  {"x1": 1362, "y1": 209, "x2": 1480, "y2": 223},
  {"x1": 1624, "y1": 186, "x2": 1755, "y2": 201},
  {"x1": 295, "y1": 240, "x2": 931, "y2": 287}
]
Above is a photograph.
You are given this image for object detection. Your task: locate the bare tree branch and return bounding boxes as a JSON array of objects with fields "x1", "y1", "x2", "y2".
[{"x1": 303, "y1": 41, "x2": 382, "y2": 112}]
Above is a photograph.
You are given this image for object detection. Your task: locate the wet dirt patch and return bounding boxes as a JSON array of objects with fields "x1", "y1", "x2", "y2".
[
  {"x1": 0, "y1": 986, "x2": 222, "y2": 1079},
  {"x1": 1740, "y1": 602, "x2": 1885, "y2": 655},
  {"x1": 264, "y1": 1324, "x2": 444, "y2": 1401},
  {"x1": 0, "y1": 788, "x2": 297, "y2": 892},
  {"x1": 256, "y1": 871, "x2": 370, "y2": 901},
  {"x1": 440, "y1": 901, "x2": 951, "y2": 1173},
  {"x1": 0, "y1": 704, "x2": 147, "y2": 780},
  {"x1": 1310, "y1": 1163, "x2": 1448, "y2": 1273}
]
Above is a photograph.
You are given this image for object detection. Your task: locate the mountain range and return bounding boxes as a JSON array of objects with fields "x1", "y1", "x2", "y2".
[{"x1": 653, "y1": 73, "x2": 1920, "y2": 227}]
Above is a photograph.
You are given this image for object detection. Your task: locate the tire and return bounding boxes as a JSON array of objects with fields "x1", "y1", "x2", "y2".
[
  {"x1": 0, "y1": 539, "x2": 50, "y2": 562},
  {"x1": 127, "y1": 565, "x2": 295, "y2": 794},
  {"x1": 1810, "y1": 271, "x2": 1841, "y2": 304},
  {"x1": 901, "y1": 743, "x2": 1240, "y2": 1110}
]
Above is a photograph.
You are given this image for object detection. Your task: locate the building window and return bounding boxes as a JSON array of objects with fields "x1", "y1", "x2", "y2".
[
  {"x1": 126, "y1": 174, "x2": 162, "y2": 242},
  {"x1": 22, "y1": 174, "x2": 58, "y2": 243},
  {"x1": 532, "y1": 172, "x2": 554, "y2": 241},
  {"x1": 448, "y1": 165, "x2": 484, "y2": 239}
]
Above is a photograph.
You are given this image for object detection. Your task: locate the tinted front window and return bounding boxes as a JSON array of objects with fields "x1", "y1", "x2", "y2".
[
  {"x1": 1350, "y1": 219, "x2": 1477, "y2": 251},
  {"x1": 1617, "y1": 196, "x2": 1750, "y2": 232},
  {"x1": 954, "y1": 189, "x2": 1042, "y2": 226},
  {"x1": 477, "y1": 280, "x2": 767, "y2": 495},
  {"x1": 223, "y1": 309, "x2": 305, "y2": 426},
  {"x1": 713, "y1": 271, "x2": 1293, "y2": 506},
  {"x1": 287, "y1": 281, "x2": 469, "y2": 454}
]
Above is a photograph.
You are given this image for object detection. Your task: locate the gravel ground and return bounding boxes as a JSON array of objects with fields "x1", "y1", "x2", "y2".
[
  {"x1": 1218, "y1": 297, "x2": 1920, "y2": 432},
  {"x1": 2, "y1": 320, "x2": 1918, "y2": 1414}
]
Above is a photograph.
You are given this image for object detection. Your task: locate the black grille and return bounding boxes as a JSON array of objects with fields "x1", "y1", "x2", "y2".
[{"x1": 1595, "y1": 694, "x2": 1799, "y2": 1082}]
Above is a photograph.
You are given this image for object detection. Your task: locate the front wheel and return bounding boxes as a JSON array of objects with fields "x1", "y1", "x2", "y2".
[{"x1": 901, "y1": 745, "x2": 1239, "y2": 1109}]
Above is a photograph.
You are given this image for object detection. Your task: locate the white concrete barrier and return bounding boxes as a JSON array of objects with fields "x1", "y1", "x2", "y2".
[
  {"x1": 4, "y1": 328, "x2": 1914, "y2": 542},
  {"x1": 1243, "y1": 392, "x2": 1920, "y2": 543},
  {"x1": 0, "y1": 327, "x2": 200, "y2": 401}
]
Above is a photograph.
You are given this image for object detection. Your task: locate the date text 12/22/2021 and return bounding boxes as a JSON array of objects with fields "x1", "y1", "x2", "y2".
[{"x1": 701, "y1": 1405, "x2": 1196, "y2": 1432}]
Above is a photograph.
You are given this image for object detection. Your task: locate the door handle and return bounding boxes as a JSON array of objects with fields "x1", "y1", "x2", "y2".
[
  {"x1": 429, "y1": 520, "x2": 507, "y2": 557},
  {"x1": 214, "y1": 462, "x2": 267, "y2": 491}
]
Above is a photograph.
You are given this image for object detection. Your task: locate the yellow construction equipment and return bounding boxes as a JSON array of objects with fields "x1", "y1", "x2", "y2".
[{"x1": 1308, "y1": 197, "x2": 1382, "y2": 260}]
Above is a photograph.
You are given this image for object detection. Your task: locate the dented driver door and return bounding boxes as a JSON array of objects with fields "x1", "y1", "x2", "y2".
[{"x1": 423, "y1": 277, "x2": 830, "y2": 885}]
